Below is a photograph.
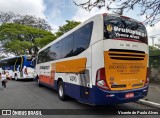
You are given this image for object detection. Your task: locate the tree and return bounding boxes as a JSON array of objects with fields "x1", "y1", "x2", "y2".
[
  {"x1": 0, "y1": 11, "x2": 51, "y2": 30},
  {"x1": 34, "y1": 35, "x2": 57, "y2": 48},
  {"x1": 5, "y1": 40, "x2": 32, "y2": 55},
  {"x1": 0, "y1": 20, "x2": 81, "y2": 56},
  {"x1": 55, "y1": 20, "x2": 81, "y2": 37},
  {"x1": 0, "y1": 12, "x2": 14, "y2": 23},
  {"x1": 0, "y1": 23, "x2": 56, "y2": 55},
  {"x1": 149, "y1": 46, "x2": 160, "y2": 68},
  {"x1": 149, "y1": 46, "x2": 160, "y2": 56},
  {"x1": 74, "y1": 0, "x2": 160, "y2": 26}
]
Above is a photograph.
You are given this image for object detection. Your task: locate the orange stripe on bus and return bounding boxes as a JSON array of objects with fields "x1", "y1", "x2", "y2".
[
  {"x1": 39, "y1": 75, "x2": 54, "y2": 85},
  {"x1": 52, "y1": 58, "x2": 87, "y2": 73}
]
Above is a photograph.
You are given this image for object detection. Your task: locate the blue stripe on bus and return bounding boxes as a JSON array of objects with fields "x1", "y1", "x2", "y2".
[
  {"x1": 40, "y1": 80, "x2": 148, "y2": 105},
  {"x1": 91, "y1": 85, "x2": 148, "y2": 105}
]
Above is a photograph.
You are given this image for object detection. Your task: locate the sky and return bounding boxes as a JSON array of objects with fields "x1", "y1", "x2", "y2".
[{"x1": 0, "y1": 0, "x2": 159, "y2": 45}]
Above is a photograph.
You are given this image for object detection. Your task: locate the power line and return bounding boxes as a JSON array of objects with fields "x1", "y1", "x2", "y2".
[{"x1": 149, "y1": 34, "x2": 160, "y2": 37}]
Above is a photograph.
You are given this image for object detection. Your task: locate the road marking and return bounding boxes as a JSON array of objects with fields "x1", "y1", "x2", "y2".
[{"x1": 137, "y1": 99, "x2": 160, "y2": 108}]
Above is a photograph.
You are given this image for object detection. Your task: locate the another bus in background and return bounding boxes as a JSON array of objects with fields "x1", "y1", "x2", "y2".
[{"x1": 0, "y1": 55, "x2": 35, "y2": 80}]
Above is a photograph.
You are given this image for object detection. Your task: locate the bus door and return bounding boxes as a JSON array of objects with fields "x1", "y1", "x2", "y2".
[{"x1": 14, "y1": 56, "x2": 23, "y2": 78}]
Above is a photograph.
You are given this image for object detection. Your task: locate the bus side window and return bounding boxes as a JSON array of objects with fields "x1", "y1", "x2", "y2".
[
  {"x1": 73, "y1": 22, "x2": 93, "y2": 56},
  {"x1": 54, "y1": 41, "x2": 62, "y2": 60},
  {"x1": 62, "y1": 33, "x2": 74, "y2": 58},
  {"x1": 37, "y1": 51, "x2": 46, "y2": 64}
]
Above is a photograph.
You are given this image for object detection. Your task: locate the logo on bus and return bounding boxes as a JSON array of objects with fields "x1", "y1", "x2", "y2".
[{"x1": 106, "y1": 24, "x2": 112, "y2": 32}]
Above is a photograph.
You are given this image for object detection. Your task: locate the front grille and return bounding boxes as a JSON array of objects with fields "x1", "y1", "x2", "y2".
[{"x1": 109, "y1": 49, "x2": 145, "y2": 60}]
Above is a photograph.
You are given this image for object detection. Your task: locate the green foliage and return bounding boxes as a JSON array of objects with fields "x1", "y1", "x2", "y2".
[
  {"x1": 0, "y1": 23, "x2": 55, "y2": 55},
  {"x1": 149, "y1": 46, "x2": 160, "y2": 56},
  {"x1": 5, "y1": 40, "x2": 32, "y2": 55},
  {"x1": 0, "y1": 20, "x2": 81, "y2": 56},
  {"x1": 35, "y1": 35, "x2": 57, "y2": 48},
  {"x1": 149, "y1": 46, "x2": 160, "y2": 68},
  {"x1": 55, "y1": 20, "x2": 81, "y2": 37}
]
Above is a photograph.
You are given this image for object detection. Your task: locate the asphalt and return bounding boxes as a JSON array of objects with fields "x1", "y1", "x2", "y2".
[
  {"x1": 142, "y1": 82, "x2": 160, "y2": 104},
  {"x1": 134, "y1": 82, "x2": 160, "y2": 109},
  {"x1": 1, "y1": 80, "x2": 160, "y2": 104},
  {"x1": 0, "y1": 80, "x2": 159, "y2": 118}
]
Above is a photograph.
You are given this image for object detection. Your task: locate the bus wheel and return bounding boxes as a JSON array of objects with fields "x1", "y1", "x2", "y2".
[
  {"x1": 38, "y1": 79, "x2": 43, "y2": 87},
  {"x1": 58, "y1": 81, "x2": 66, "y2": 101}
]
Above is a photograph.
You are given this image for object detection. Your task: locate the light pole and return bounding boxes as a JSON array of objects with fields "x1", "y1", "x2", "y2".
[{"x1": 150, "y1": 36, "x2": 156, "y2": 46}]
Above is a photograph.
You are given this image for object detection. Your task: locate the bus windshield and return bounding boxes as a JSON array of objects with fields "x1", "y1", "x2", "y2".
[
  {"x1": 104, "y1": 15, "x2": 148, "y2": 44},
  {"x1": 0, "y1": 57, "x2": 22, "y2": 66}
]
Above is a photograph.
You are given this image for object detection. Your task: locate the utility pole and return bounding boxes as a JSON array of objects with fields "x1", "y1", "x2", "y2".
[
  {"x1": 149, "y1": 34, "x2": 160, "y2": 47},
  {"x1": 150, "y1": 36, "x2": 156, "y2": 46}
]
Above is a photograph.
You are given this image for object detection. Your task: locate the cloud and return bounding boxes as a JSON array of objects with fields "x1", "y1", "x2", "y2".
[
  {"x1": 0, "y1": 0, "x2": 46, "y2": 18},
  {"x1": 43, "y1": 0, "x2": 70, "y2": 31},
  {"x1": 146, "y1": 24, "x2": 160, "y2": 36},
  {"x1": 72, "y1": 7, "x2": 110, "y2": 22},
  {"x1": 146, "y1": 22, "x2": 160, "y2": 45},
  {"x1": 0, "y1": 0, "x2": 60, "y2": 31}
]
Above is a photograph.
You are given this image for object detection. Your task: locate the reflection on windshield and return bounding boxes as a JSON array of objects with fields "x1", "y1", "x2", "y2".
[{"x1": 104, "y1": 16, "x2": 148, "y2": 44}]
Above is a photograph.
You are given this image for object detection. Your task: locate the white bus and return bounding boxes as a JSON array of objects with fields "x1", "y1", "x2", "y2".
[
  {"x1": 35, "y1": 13, "x2": 149, "y2": 105},
  {"x1": 0, "y1": 55, "x2": 35, "y2": 80}
]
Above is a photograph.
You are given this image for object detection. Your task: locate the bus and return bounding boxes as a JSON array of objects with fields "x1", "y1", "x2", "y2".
[
  {"x1": 0, "y1": 55, "x2": 35, "y2": 80},
  {"x1": 35, "y1": 13, "x2": 149, "y2": 105}
]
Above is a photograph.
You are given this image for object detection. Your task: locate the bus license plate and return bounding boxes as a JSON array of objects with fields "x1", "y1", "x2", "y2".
[{"x1": 125, "y1": 93, "x2": 134, "y2": 98}]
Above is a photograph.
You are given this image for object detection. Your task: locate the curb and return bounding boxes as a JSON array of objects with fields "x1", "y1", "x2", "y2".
[{"x1": 136, "y1": 99, "x2": 160, "y2": 109}]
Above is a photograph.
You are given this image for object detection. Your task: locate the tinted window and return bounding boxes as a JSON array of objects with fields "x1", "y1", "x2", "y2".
[
  {"x1": 38, "y1": 47, "x2": 53, "y2": 63},
  {"x1": 37, "y1": 41, "x2": 62, "y2": 64},
  {"x1": 54, "y1": 41, "x2": 62, "y2": 60},
  {"x1": 104, "y1": 16, "x2": 148, "y2": 44},
  {"x1": 0, "y1": 57, "x2": 22, "y2": 66},
  {"x1": 73, "y1": 22, "x2": 93, "y2": 55},
  {"x1": 45, "y1": 47, "x2": 52, "y2": 62},
  {"x1": 37, "y1": 50, "x2": 47, "y2": 64},
  {"x1": 62, "y1": 34, "x2": 74, "y2": 58},
  {"x1": 37, "y1": 22, "x2": 93, "y2": 63},
  {"x1": 49, "y1": 44, "x2": 57, "y2": 61},
  {"x1": 37, "y1": 52, "x2": 42, "y2": 64}
]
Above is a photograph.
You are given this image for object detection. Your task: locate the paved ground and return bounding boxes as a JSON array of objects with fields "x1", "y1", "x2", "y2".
[
  {"x1": 0, "y1": 80, "x2": 159, "y2": 118},
  {"x1": 143, "y1": 83, "x2": 160, "y2": 103}
]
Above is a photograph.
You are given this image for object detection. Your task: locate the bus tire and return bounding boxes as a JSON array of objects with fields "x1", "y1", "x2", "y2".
[
  {"x1": 58, "y1": 81, "x2": 67, "y2": 101},
  {"x1": 38, "y1": 79, "x2": 43, "y2": 87}
]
